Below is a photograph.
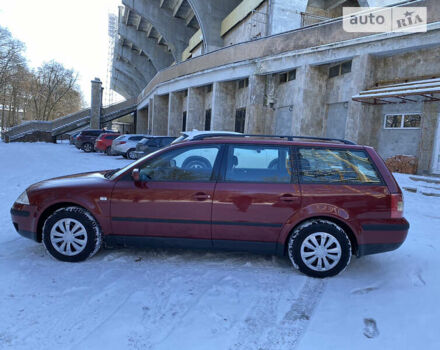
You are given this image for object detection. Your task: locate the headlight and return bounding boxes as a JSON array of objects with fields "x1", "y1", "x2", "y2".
[{"x1": 15, "y1": 190, "x2": 30, "y2": 205}]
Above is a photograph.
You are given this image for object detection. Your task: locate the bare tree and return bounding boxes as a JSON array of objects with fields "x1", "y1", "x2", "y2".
[
  {"x1": 29, "y1": 61, "x2": 80, "y2": 121},
  {"x1": 0, "y1": 26, "x2": 27, "y2": 131},
  {"x1": 0, "y1": 26, "x2": 83, "y2": 131}
]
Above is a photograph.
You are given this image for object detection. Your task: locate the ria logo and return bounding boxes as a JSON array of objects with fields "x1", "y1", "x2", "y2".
[{"x1": 343, "y1": 7, "x2": 427, "y2": 33}]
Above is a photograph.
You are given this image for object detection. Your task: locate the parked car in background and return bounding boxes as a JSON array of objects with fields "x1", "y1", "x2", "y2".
[
  {"x1": 75, "y1": 129, "x2": 116, "y2": 152},
  {"x1": 111, "y1": 134, "x2": 148, "y2": 159},
  {"x1": 69, "y1": 131, "x2": 81, "y2": 145},
  {"x1": 11, "y1": 134, "x2": 409, "y2": 278},
  {"x1": 134, "y1": 136, "x2": 176, "y2": 159},
  {"x1": 94, "y1": 133, "x2": 121, "y2": 155},
  {"x1": 171, "y1": 130, "x2": 242, "y2": 144}
]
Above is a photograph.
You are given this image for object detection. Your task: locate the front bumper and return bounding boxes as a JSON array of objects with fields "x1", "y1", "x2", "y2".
[
  {"x1": 357, "y1": 218, "x2": 409, "y2": 257},
  {"x1": 10, "y1": 205, "x2": 39, "y2": 242}
]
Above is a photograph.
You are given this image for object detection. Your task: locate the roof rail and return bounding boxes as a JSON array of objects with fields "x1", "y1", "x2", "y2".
[{"x1": 192, "y1": 133, "x2": 356, "y2": 145}]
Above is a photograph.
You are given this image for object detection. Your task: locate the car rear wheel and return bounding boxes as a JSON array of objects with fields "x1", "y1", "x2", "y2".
[
  {"x1": 42, "y1": 207, "x2": 102, "y2": 262},
  {"x1": 288, "y1": 220, "x2": 351, "y2": 278},
  {"x1": 126, "y1": 148, "x2": 136, "y2": 160},
  {"x1": 82, "y1": 143, "x2": 93, "y2": 153}
]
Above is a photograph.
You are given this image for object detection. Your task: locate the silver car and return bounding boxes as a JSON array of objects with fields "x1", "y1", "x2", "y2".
[{"x1": 111, "y1": 134, "x2": 148, "y2": 159}]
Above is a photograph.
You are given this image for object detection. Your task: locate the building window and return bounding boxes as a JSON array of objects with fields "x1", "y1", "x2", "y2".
[
  {"x1": 329, "y1": 60, "x2": 352, "y2": 78},
  {"x1": 205, "y1": 109, "x2": 211, "y2": 131},
  {"x1": 184, "y1": 89, "x2": 188, "y2": 97},
  {"x1": 279, "y1": 69, "x2": 296, "y2": 84},
  {"x1": 206, "y1": 84, "x2": 212, "y2": 93},
  {"x1": 384, "y1": 114, "x2": 422, "y2": 129},
  {"x1": 235, "y1": 108, "x2": 246, "y2": 133},
  {"x1": 238, "y1": 78, "x2": 249, "y2": 89},
  {"x1": 182, "y1": 111, "x2": 187, "y2": 131}
]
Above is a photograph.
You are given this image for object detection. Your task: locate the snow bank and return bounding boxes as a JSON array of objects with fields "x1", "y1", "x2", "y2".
[{"x1": 0, "y1": 142, "x2": 439, "y2": 349}]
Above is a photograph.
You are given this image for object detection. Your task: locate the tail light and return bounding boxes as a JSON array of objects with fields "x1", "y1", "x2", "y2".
[{"x1": 391, "y1": 193, "x2": 404, "y2": 218}]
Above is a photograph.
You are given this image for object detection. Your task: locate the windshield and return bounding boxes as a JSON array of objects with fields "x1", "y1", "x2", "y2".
[{"x1": 109, "y1": 148, "x2": 163, "y2": 180}]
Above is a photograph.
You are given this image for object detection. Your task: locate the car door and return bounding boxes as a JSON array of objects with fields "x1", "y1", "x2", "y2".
[
  {"x1": 211, "y1": 143, "x2": 301, "y2": 253},
  {"x1": 110, "y1": 144, "x2": 222, "y2": 246}
]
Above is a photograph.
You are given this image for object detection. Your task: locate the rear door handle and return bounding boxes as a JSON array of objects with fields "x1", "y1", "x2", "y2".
[
  {"x1": 280, "y1": 194, "x2": 299, "y2": 202},
  {"x1": 193, "y1": 192, "x2": 211, "y2": 201}
]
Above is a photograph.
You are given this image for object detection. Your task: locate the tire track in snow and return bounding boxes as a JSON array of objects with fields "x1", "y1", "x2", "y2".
[{"x1": 260, "y1": 278, "x2": 327, "y2": 350}]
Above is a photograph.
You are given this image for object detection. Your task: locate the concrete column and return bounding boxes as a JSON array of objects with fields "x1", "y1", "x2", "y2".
[
  {"x1": 419, "y1": 102, "x2": 440, "y2": 174},
  {"x1": 137, "y1": 107, "x2": 149, "y2": 134},
  {"x1": 148, "y1": 98, "x2": 153, "y2": 134},
  {"x1": 296, "y1": 65, "x2": 327, "y2": 136},
  {"x1": 186, "y1": 87, "x2": 205, "y2": 131},
  {"x1": 152, "y1": 94, "x2": 169, "y2": 135},
  {"x1": 90, "y1": 78, "x2": 103, "y2": 129},
  {"x1": 211, "y1": 81, "x2": 236, "y2": 131},
  {"x1": 168, "y1": 91, "x2": 184, "y2": 136},
  {"x1": 245, "y1": 75, "x2": 274, "y2": 134},
  {"x1": 345, "y1": 54, "x2": 376, "y2": 144}
]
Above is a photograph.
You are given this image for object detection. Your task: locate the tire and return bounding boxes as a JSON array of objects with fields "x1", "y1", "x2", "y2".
[
  {"x1": 82, "y1": 143, "x2": 93, "y2": 153},
  {"x1": 287, "y1": 220, "x2": 351, "y2": 278},
  {"x1": 126, "y1": 148, "x2": 137, "y2": 160},
  {"x1": 182, "y1": 156, "x2": 211, "y2": 169},
  {"x1": 105, "y1": 147, "x2": 112, "y2": 156},
  {"x1": 42, "y1": 207, "x2": 102, "y2": 262}
]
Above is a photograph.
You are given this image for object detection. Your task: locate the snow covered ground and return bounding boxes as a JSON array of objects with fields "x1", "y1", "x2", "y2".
[{"x1": 0, "y1": 141, "x2": 439, "y2": 350}]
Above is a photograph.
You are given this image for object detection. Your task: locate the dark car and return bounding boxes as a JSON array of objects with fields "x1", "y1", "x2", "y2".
[
  {"x1": 69, "y1": 131, "x2": 81, "y2": 145},
  {"x1": 134, "y1": 136, "x2": 176, "y2": 159},
  {"x1": 11, "y1": 135, "x2": 409, "y2": 278},
  {"x1": 75, "y1": 129, "x2": 116, "y2": 152}
]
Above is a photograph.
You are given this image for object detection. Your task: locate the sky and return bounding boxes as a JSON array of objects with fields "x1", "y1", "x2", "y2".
[{"x1": 0, "y1": 0, "x2": 122, "y2": 106}]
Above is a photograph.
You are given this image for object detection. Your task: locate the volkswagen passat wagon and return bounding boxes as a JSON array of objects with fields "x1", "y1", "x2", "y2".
[{"x1": 11, "y1": 135, "x2": 409, "y2": 277}]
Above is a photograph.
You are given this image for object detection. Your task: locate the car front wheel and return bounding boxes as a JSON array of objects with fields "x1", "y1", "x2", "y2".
[
  {"x1": 42, "y1": 207, "x2": 102, "y2": 262},
  {"x1": 82, "y1": 143, "x2": 93, "y2": 153},
  {"x1": 288, "y1": 220, "x2": 351, "y2": 278}
]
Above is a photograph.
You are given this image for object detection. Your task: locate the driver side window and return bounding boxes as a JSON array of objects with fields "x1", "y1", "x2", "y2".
[{"x1": 139, "y1": 146, "x2": 220, "y2": 182}]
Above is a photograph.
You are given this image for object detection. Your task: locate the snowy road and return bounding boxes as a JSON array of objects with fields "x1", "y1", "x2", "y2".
[{"x1": 1, "y1": 142, "x2": 439, "y2": 350}]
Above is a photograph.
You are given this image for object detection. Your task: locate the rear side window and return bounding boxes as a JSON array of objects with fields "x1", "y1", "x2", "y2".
[
  {"x1": 224, "y1": 145, "x2": 292, "y2": 183},
  {"x1": 129, "y1": 136, "x2": 144, "y2": 142},
  {"x1": 298, "y1": 148, "x2": 382, "y2": 184},
  {"x1": 161, "y1": 138, "x2": 174, "y2": 146},
  {"x1": 105, "y1": 135, "x2": 119, "y2": 140}
]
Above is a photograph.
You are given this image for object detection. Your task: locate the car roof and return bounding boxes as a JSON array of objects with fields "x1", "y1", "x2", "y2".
[
  {"x1": 180, "y1": 130, "x2": 242, "y2": 138},
  {"x1": 174, "y1": 137, "x2": 365, "y2": 149}
]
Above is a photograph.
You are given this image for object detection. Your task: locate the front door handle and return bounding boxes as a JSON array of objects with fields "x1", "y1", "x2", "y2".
[
  {"x1": 193, "y1": 192, "x2": 211, "y2": 201},
  {"x1": 280, "y1": 194, "x2": 298, "y2": 202}
]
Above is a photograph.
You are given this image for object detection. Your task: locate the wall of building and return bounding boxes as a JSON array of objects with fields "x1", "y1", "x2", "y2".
[
  {"x1": 223, "y1": 2, "x2": 269, "y2": 47},
  {"x1": 375, "y1": 47, "x2": 440, "y2": 84}
]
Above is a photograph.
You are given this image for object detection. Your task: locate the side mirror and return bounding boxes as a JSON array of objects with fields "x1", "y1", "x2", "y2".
[{"x1": 132, "y1": 168, "x2": 140, "y2": 182}]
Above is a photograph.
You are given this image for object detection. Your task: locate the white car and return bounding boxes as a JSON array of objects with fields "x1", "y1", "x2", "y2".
[
  {"x1": 111, "y1": 134, "x2": 148, "y2": 159},
  {"x1": 171, "y1": 130, "x2": 242, "y2": 144}
]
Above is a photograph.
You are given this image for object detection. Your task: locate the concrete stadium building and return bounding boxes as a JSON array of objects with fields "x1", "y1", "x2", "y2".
[{"x1": 112, "y1": 0, "x2": 439, "y2": 175}]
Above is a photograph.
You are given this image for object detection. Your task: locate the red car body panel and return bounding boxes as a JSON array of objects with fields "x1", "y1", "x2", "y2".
[
  {"x1": 94, "y1": 133, "x2": 120, "y2": 152},
  {"x1": 10, "y1": 138, "x2": 409, "y2": 257}
]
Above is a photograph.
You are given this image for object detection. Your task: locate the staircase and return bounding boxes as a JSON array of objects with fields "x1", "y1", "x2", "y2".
[{"x1": 2, "y1": 98, "x2": 137, "y2": 143}]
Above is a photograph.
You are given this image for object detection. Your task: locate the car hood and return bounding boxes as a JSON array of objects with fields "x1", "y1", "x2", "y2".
[{"x1": 28, "y1": 170, "x2": 112, "y2": 192}]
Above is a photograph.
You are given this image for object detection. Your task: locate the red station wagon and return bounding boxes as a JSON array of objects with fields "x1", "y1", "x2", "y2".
[{"x1": 10, "y1": 135, "x2": 409, "y2": 277}]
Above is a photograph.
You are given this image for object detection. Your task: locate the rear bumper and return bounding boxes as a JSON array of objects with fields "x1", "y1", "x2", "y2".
[
  {"x1": 134, "y1": 151, "x2": 145, "y2": 159},
  {"x1": 357, "y1": 219, "x2": 409, "y2": 257}
]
